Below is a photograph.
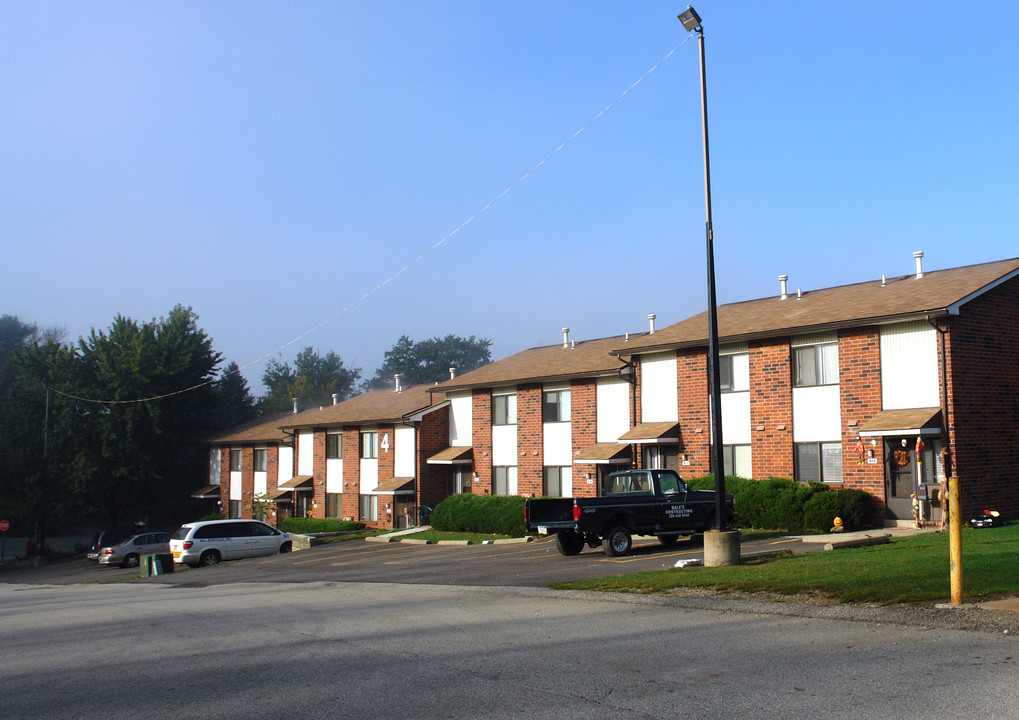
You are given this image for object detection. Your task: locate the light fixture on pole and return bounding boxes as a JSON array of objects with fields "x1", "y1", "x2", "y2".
[{"x1": 678, "y1": 6, "x2": 738, "y2": 564}]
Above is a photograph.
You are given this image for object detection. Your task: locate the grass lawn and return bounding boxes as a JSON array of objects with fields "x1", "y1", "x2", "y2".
[
  {"x1": 554, "y1": 524, "x2": 1019, "y2": 604},
  {"x1": 396, "y1": 530, "x2": 514, "y2": 543}
]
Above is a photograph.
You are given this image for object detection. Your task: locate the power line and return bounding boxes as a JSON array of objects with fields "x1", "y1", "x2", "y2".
[{"x1": 49, "y1": 38, "x2": 691, "y2": 406}]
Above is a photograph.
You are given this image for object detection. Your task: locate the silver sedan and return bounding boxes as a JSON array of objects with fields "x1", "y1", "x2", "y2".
[{"x1": 97, "y1": 532, "x2": 172, "y2": 567}]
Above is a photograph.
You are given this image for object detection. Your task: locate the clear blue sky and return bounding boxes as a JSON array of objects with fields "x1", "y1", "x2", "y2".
[{"x1": 4, "y1": 1, "x2": 1017, "y2": 394}]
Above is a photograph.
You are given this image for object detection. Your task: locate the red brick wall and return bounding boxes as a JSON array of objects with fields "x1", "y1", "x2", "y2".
[
  {"x1": 472, "y1": 390, "x2": 492, "y2": 494},
  {"x1": 308, "y1": 430, "x2": 326, "y2": 519},
  {"x1": 570, "y1": 379, "x2": 598, "y2": 497},
  {"x1": 517, "y1": 384, "x2": 543, "y2": 496},
  {"x1": 417, "y1": 408, "x2": 451, "y2": 509},
  {"x1": 838, "y1": 327, "x2": 886, "y2": 517},
  {"x1": 946, "y1": 277, "x2": 1019, "y2": 516},
  {"x1": 749, "y1": 339, "x2": 795, "y2": 479},
  {"x1": 677, "y1": 348, "x2": 710, "y2": 476},
  {"x1": 341, "y1": 427, "x2": 361, "y2": 521}
]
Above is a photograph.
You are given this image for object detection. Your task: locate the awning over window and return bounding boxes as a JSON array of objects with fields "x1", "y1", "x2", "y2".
[
  {"x1": 426, "y1": 446, "x2": 474, "y2": 465},
  {"x1": 858, "y1": 408, "x2": 942, "y2": 437},
  {"x1": 264, "y1": 489, "x2": 292, "y2": 502},
  {"x1": 191, "y1": 484, "x2": 220, "y2": 499},
  {"x1": 278, "y1": 475, "x2": 314, "y2": 491},
  {"x1": 573, "y1": 443, "x2": 631, "y2": 464},
  {"x1": 373, "y1": 477, "x2": 415, "y2": 495},
  {"x1": 617, "y1": 422, "x2": 680, "y2": 444}
]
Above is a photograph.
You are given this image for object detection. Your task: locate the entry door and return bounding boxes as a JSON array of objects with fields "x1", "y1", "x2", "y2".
[{"x1": 885, "y1": 438, "x2": 915, "y2": 520}]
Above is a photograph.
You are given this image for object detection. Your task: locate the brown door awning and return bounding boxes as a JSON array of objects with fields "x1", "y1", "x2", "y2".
[
  {"x1": 278, "y1": 475, "x2": 314, "y2": 491},
  {"x1": 858, "y1": 408, "x2": 941, "y2": 437},
  {"x1": 573, "y1": 443, "x2": 630, "y2": 464},
  {"x1": 426, "y1": 446, "x2": 474, "y2": 464},
  {"x1": 617, "y1": 422, "x2": 680, "y2": 444}
]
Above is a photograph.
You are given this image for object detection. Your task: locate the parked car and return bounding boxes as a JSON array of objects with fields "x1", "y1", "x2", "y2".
[
  {"x1": 169, "y1": 519, "x2": 293, "y2": 567},
  {"x1": 97, "y1": 532, "x2": 172, "y2": 567},
  {"x1": 87, "y1": 524, "x2": 164, "y2": 561}
]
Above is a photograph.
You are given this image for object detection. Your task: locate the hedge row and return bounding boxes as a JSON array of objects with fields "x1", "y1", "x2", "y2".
[
  {"x1": 687, "y1": 475, "x2": 873, "y2": 532},
  {"x1": 430, "y1": 493, "x2": 527, "y2": 536},
  {"x1": 280, "y1": 518, "x2": 365, "y2": 534}
]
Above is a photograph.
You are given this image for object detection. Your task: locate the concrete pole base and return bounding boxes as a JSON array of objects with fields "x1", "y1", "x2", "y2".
[{"x1": 704, "y1": 529, "x2": 741, "y2": 567}]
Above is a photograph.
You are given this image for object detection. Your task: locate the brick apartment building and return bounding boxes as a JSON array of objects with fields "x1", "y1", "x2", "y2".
[{"x1": 203, "y1": 254, "x2": 1019, "y2": 528}]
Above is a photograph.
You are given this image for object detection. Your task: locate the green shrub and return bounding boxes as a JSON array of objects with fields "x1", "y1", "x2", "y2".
[
  {"x1": 687, "y1": 475, "x2": 861, "y2": 532},
  {"x1": 803, "y1": 489, "x2": 874, "y2": 532},
  {"x1": 430, "y1": 493, "x2": 527, "y2": 536},
  {"x1": 280, "y1": 518, "x2": 365, "y2": 534}
]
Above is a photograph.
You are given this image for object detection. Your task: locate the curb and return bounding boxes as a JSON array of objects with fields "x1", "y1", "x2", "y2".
[{"x1": 823, "y1": 535, "x2": 891, "y2": 551}]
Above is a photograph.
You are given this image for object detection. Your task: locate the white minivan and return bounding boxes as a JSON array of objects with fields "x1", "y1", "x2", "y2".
[{"x1": 170, "y1": 519, "x2": 293, "y2": 567}]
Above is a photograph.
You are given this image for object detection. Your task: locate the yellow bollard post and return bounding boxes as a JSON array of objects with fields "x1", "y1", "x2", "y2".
[{"x1": 948, "y1": 476, "x2": 963, "y2": 605}]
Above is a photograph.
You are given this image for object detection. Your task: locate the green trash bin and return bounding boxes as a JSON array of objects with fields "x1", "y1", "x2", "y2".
[{"x1": 139, "y1": 553, "x2": 174, "y2": 577}]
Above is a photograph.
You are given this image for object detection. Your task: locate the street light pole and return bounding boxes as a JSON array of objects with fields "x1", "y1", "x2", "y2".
[{"x1": 679, "y1": 6, "x2": 738, "y2": 564}]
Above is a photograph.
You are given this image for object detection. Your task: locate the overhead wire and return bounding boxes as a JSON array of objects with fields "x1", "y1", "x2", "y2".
[{"x1": 49, "y1": 36, "x2": 692, "y2": 406}]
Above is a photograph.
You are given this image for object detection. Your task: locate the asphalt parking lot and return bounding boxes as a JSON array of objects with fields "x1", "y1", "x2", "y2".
[{"x1": 1, "y1": 532, "x2": 805, "y2": 587}]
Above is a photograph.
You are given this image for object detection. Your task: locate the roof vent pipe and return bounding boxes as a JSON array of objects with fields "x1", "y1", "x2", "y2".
[
  {"x1": 292, "y1": 398, "x2": 299, "y2": 414},
  {"x1": 449, "y1": 367, "x2": 456, "y2": 380},
  {"x1": 394, "y1": 373, "x2": 402, "y2": 393},
  {"x1": 779, "y1": 274, "x2": 789, "y2": 300},
  {"x1": 881, "y1": 274, "x2": 886, "y2": 287},
  {"x1": 914, "y1": 251, "x2": 924, "y2": 279},
  {"x1": 332, "y1": 393, "x2": 339, "y2": 405},
  {"x1": 648, "y1": 313, "x2": 656, "y2": 334},
  {"x1": 562, "y1": 327, "x2": 570, "y2": 348},
  {"x1": 797, "y1": 288, "x2": 802, "y2": 300},
  {"x1": 625, "y1": 332, "x2": 629, "y2": 342}
]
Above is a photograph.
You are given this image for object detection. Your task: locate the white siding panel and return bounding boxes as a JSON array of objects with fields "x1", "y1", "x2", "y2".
[
  {"x1": 360, "y1": 459, "x2": 379, "y2": 492},
  {"x1": 793, "y1": 385, "x2": 842, "y2": 442},
  {"x1": 277, "y1": 446, "x2": 293, "y2": 485},
  {"x1": 209, "y1": 449, "x2": 221, "y2": 484},
  {"x1": 449, "y1": 393, "x2": 473, "y2": 446},
  {"x1": 326, "y1": 458, "x2": 343, "y2": 493},
  {"x1": 395, "y1": 425, "x2": 416, "y2": 477},
  {"x1": 297, "y1": 430, "x2": 314, "y2": 476},
  {"x1": 721, "y1": 392, "x2": 751, "y2": 445},
  {"x1": 543, "y1": 422, "x2": 572, "y2": 466},
  {"x1": 561, "y1": 466, "x2": 573, "y2": 497},
  {"x1": 492, "y1": 424, "x2": 517, "y2": 466},
  {"x1": 597, "y1": 376, "x2": 630, "y2": 443},
  {"x1": 230, "y1": 471, "x2": 242, "y2": 500},
  {"x1": 640, "y1": 351, "x2": 678, "y2": 422},
  {"x1": 881, "y1": 321, "x2": 940, "y2": 409}
]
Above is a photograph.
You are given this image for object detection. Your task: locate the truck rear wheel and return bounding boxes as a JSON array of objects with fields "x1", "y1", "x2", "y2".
[
  {"x1": 602, "y1": 525, "x2": 632, "y2": 556},
  {"x1": 555, "y1": 531, "x2": 585, "y2": 556}
]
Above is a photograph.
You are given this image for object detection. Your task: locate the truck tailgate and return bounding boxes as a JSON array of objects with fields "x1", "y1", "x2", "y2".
[{"x1": 525, "y1": 498, "x2": 574, "y2": 531}]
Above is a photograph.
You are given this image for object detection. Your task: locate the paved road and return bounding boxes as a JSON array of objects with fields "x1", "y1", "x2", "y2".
[
  {"x1": 2, "y1": 533, "x2": 803, "y2": 587},
  {"x1": 2, "y1": 579, "x2": 1017, "y2": 720}
]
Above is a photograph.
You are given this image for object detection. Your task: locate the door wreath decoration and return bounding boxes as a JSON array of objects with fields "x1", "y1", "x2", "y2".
[{"x1": 893, "y1": 448, "x2": 910, "y2": 467}]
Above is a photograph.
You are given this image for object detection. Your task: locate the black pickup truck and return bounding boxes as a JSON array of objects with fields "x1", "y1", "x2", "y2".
[{"x1": 524, "y1": 468, "x2": 735, "y2": 556}]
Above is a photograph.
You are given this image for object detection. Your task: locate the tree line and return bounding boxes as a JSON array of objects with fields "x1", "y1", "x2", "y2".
[{"x1": 0, "y1": 308, "x2": 490, "y2": 540}]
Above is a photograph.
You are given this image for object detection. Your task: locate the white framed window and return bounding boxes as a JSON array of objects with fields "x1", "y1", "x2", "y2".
[
  {"x1": 542, "y1": 389, "x2": 570, "y2": 423},
  {"x1": 229, "y1": 449, "x2": 242, "y2": 472},
  {"x1": 722, "y1": 444, "x2": 751, "y2": 478},
  {"x1": 493, "y1": 393, "x2": 517, "y2": 426},
  {"x1": 493, "y1": 466, "x2": 517, "y2": 496},
  {"x1": 326, "y1": 432, "x2": 342, "y2": 459},
  {"x1": 253, "y1": 447, "x2": 267, "y2": 473},
  {"x1": 361, "y1": 431, "x2": 378, "y2": 459},
  {"x1": 543, "y1": 467, "x2": 569, "y2": 497},
  {"x1": 359, "y1": 494, "x2": 378, "y2": 521},
  {"x1": 795, "y1": 442, "x2": 843, "y2": 483},
  {"x1": 719, "y1": 352, "x2": 749, "y2": 393},
  {"x1": 793, "y1": 342, "x2": 839, "y2": 387}
]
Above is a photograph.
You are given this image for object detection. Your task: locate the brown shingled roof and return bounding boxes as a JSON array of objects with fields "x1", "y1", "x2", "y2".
[
  {"x1": 279, "y1": 384, "x2": 441, "y2": 428},
  {"x1": 616, "y1": 257, "x2": 1019, "y2": 355},
  {"x1": 436, "y1": 333, "x2": 646, "y2": 391},
  {"x1": 206, "y1": 411, "x2": 293, "y2": 445}
]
